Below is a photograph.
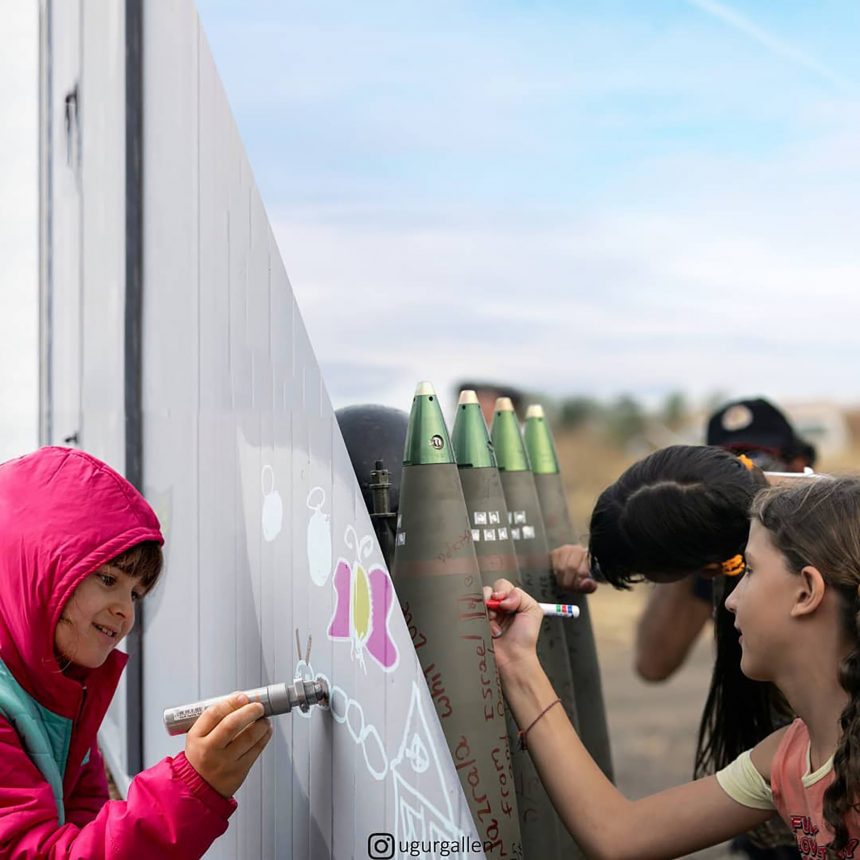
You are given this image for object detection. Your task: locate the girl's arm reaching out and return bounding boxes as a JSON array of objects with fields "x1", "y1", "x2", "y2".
[{"x1": 489, "y1": 581, "x2": 779, "y2": 860}]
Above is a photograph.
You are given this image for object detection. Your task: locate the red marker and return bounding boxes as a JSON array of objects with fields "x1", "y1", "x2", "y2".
[{"x1": 486, "y1": 598, "x2": 580, "y2": 619}]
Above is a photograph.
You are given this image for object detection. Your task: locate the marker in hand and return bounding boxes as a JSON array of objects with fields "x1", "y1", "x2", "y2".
[{"x1": 485, "y1": 597, "x2": 580, "y2": 619}]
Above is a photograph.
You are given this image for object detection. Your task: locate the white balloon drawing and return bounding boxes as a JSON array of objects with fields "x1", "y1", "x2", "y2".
[
  {"x1": 306, "y1": 486, "x2": 332, "y2": 586},
  {"x1": 261, "y1": 465, "x2": 283, "y2": 542}
]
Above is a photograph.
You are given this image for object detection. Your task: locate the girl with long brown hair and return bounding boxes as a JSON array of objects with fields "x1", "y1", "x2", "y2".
[{"x1": 492, "y1": 473, "x2": 860, "y2": 858}]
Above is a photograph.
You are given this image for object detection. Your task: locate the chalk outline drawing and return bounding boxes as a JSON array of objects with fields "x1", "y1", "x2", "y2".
[
  {"x1": 295, "y1": 657, "x2": 388, "y2": 781},
  {"x1": 295, "y1": 657, "x2": 469, "y2": 853},
  {"x1": 390, "y1": 682, "x2": 467, "y2": 851},
  {"x1": 327, "y1": 525, "x2": 399, "y2": 673},
  {"x1": 306, "y1": 486, "x2": 333, "y2": 586}
]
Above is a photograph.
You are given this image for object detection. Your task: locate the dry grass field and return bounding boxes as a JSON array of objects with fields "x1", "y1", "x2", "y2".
[{"x1": 589, "y1": 584, "x2": 734, "y2": 859}]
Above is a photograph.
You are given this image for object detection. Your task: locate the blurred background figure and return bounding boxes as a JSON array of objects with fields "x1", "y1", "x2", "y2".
[
  {"x1": 705, "y1": 398, "x2": 816, "y2": 474},
  {"x1": 453, "y1": 380, "x2": 526, "y2": 425}
]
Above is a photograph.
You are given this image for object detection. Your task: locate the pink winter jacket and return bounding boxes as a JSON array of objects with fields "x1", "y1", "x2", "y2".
[{"x1": 0, "y1": 447, "x2": 237, "y2": 858}]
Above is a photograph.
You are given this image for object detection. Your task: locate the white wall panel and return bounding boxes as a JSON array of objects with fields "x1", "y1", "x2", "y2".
[
  {"x1": 41, "y1": 0, "x2": 131, "y2": 784},
  {"x1": 142, "y1": 9, "x2": 480, "y2": 855},
  {"x1": 140, "y1": 0, "x2": 201, "y2": 785},
  {"x1": 43, "y1": 2, "x2": 481, "y2": 856},
  {"x1": 79, "y1": 0, "x2": 124, "y2": 469},
  {"x1": 77, "y1": 0, "x2": 130, "y2": 782},
  {"x1": 46, "y1": 0, "x2": 82, "y2": 448}
]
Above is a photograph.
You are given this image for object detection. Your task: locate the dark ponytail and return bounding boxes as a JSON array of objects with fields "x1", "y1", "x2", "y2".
[
  {"x1": 826, "y1": 641, "x2": 860, "y2": 858},
  {"x1": 693, "y1": 573, "x2": 790, "y2": 776},
  {"x1": 589, "y1": 446, "x2": 760, "y2": 587}
]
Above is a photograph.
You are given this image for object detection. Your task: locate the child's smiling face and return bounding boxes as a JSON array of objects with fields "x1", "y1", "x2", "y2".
[{"x1": 55, "y1": 566, "x2": 144, "y2": 669}]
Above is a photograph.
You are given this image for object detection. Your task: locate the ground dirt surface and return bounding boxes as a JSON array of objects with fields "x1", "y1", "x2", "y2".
[{"x1": 589, "y1": 582, "x2": 735, "y2": 860}]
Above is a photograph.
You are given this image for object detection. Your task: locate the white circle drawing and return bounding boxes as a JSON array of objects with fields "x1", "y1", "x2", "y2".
[
  {"x1": 330, "y1": 684, "x2": 349, "y2": 723},
  {"x1": 345, "y1": 698, "x2": 365, "y2": 743},
  {"x1": 407, "y1": 734, "x2": 430, "y2": 774},
  {"x1": 261, "y1": 465, "x2": 284, "y2": 542},
  {"x1": 306, "y1": 487, "x2": 332, "y2": 586},
  {"x1": 261, "y1": 465, "x2": 276, "y2": 497},
  {"x1": 295, "y1": 664, "x2": 389, "y2": 780},
  {"x1": 361, "y1": 724, "x2": 388, "y2": 781}
]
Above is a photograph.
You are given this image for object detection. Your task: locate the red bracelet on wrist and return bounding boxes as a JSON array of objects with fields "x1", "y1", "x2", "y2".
[{"x1": 518, "y1": 697, "x2": 562, "y2": 751}]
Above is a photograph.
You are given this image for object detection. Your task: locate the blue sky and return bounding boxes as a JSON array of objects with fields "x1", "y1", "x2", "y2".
[
  {"x1": 3, "y1": 2, "x2": 859, "y2": 462},
  {"x1": 195, "y1": 0, "x2": 860, "y2": 413}
]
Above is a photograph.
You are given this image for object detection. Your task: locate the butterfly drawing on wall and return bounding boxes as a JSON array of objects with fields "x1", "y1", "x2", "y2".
[{"x1": 327, "y1": 525, "x2": 399, "y2": 672}]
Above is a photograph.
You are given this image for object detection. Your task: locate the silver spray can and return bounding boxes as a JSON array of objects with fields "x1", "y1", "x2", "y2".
[{"x1": 163, "y1": 676, "x2": 329, "y2": 736}]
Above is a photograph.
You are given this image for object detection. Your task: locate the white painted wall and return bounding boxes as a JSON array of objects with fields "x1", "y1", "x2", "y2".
[
  {"x1": 40, "y1": 3, "x2": 480, "y2": 856},
  {"x1": 138, "y1": 8, "x2": 478, "y2": 854},
  {"x1": 0, "y1": 1, "x2": 38, "y2": 463}
]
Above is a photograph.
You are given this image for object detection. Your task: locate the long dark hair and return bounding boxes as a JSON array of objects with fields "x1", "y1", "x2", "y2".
[
  {"x1": 752, "y1": 478, "x2": 860, "y2": 857},
  {"x1": 694, "y1": 573, "x2": 790, "y2": 778},
  {"x1": 587, "y1": 445, "x2": 784, "y2": 776},
  {"x1": 589, "y1": 446, "x2": 760, "y2": 588}
]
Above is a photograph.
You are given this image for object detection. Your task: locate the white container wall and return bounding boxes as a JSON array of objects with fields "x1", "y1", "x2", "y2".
[{"x1": 40, "y1": 2, "x2": 481, "y2": 857}]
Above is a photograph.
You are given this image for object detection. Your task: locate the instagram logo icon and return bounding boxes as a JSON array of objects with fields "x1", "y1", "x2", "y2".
[{"x1": 367, "y1": 832, "x2": 395, "y2": 859}]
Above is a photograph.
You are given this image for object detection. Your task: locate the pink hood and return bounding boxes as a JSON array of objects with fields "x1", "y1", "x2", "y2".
[
  {"x1": 0, "y1": 446, "x2": 163, "y2": 721},
  {"x1": 0, "y1": 447, "x2": 239, "y2": 858}
]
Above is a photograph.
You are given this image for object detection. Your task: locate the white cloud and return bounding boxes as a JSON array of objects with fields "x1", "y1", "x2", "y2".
[{"x1": 275, "y1": 119, "x2": 860, "y2": 412}]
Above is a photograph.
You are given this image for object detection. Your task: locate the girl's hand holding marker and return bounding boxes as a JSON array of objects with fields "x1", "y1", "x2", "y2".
[
  {"x1": 482, "y1": 582, "x2": 545, "y2": 673},
  {"x1": 184, "y1": 693, "x2": 273, "y2": 799},
  {"x1": 485, "y1": 596, "x2": 580, "y2": 618}
]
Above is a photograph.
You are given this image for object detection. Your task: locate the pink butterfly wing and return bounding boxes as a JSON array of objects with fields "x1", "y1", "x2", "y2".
[
  {"x1": 327, "y1": 559, "x2": 352, "y2": 638},
  {"x1": 366, "y1": 566, "x2": 398, "y2": 670}
]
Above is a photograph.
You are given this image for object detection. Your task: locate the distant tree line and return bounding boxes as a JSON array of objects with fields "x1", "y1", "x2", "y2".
[{"x1": 555, "y1": 391, "x2": 725, "y2": 448}]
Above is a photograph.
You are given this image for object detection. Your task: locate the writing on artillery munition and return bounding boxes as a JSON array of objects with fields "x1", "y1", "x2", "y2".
[{"x1": 455, "y1": 735, "x2": 523, "y2": 858}]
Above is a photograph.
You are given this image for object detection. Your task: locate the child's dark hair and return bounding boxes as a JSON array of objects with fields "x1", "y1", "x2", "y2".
[
  {"x1": 105, "y1": 541, "x2": 163, "y2": 592},
  {"x1": 56, "y1": 542, "x2": 163, "y2": 670},
  {"x1": 587, "y1": 446, "x2": 784, "y2": 778},
  {"x1": 752, "y1": 477, "x2": 860, "y2": 857},
  {"x1": 589, "y1": 446, "x2": 762, "y2": 588}
]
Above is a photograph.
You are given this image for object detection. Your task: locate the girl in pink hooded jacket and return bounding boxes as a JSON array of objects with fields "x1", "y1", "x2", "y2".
[{"x1": 0, "y1": 447, "x2": 272, "y2": 858}]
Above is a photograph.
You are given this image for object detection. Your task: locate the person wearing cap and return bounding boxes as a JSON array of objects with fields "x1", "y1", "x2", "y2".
[
  {"x1": 705, "y1": 398, "x2": 816, "y2": 474},
  {"x1": 635, "y1": 397, "x2": 816, "y2": 683}
]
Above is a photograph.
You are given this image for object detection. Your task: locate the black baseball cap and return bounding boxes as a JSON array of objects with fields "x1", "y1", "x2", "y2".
[{"x1": 706, "y1": 398, "x2": 805, "y2": 460}]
